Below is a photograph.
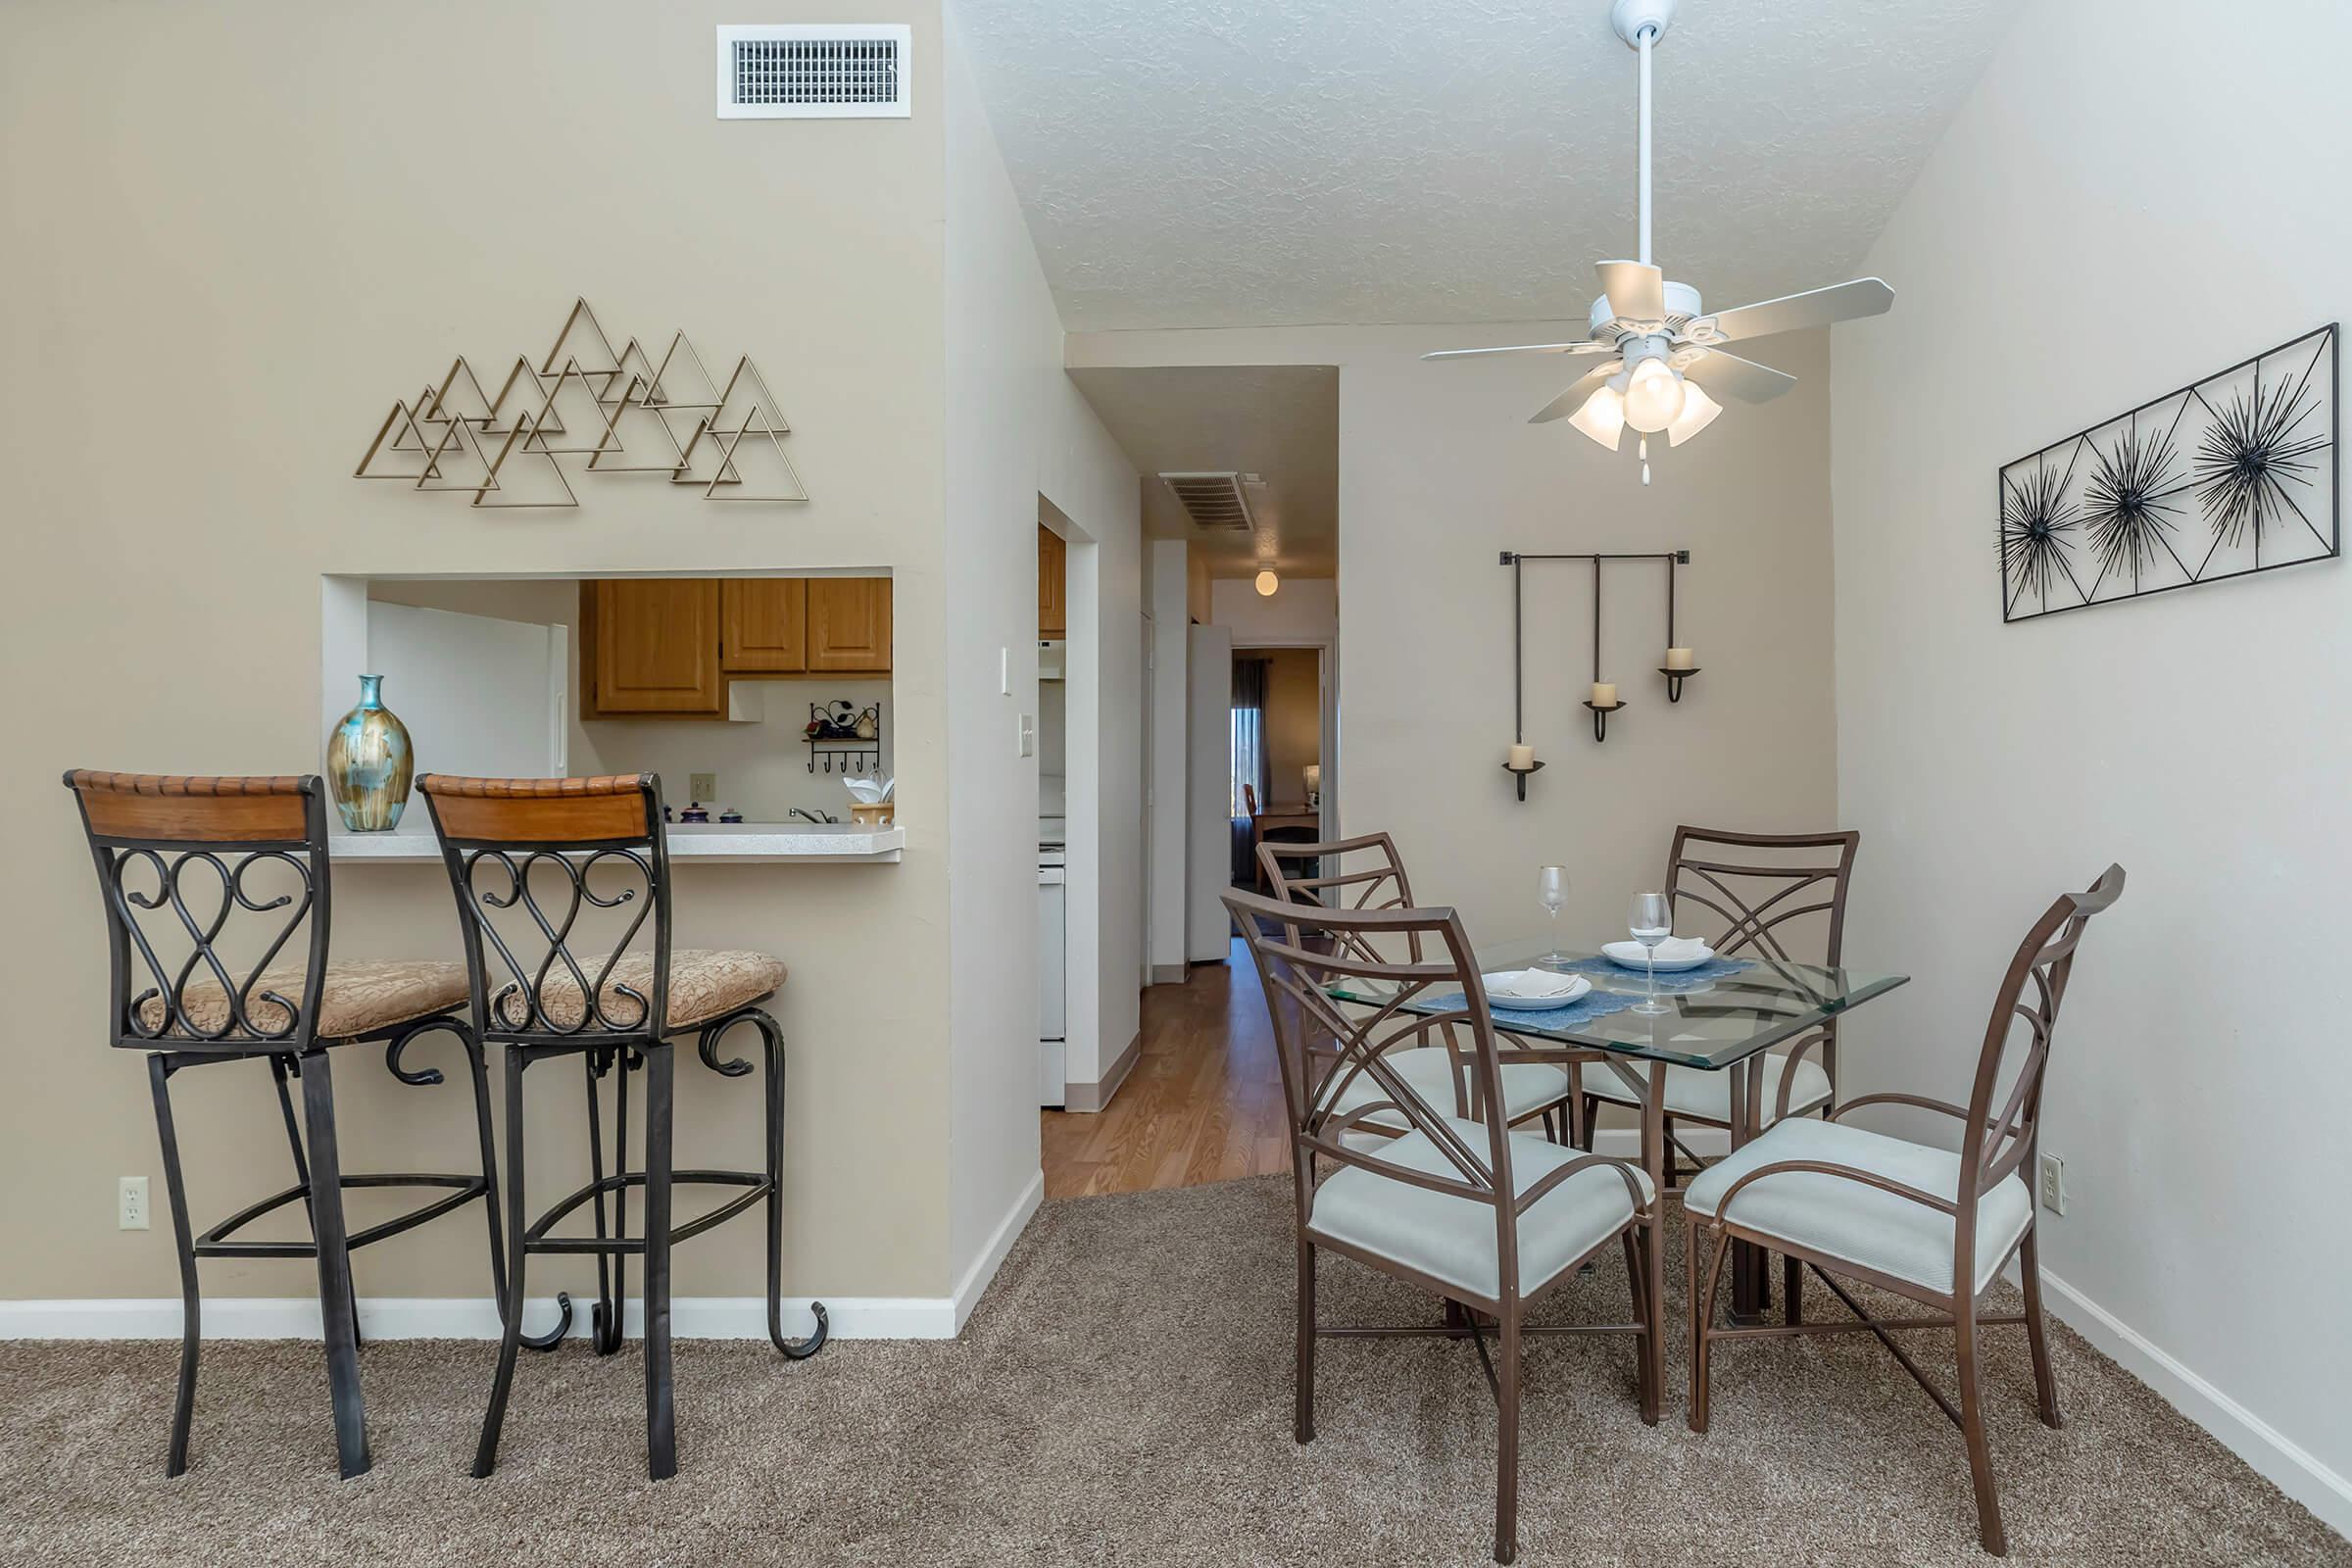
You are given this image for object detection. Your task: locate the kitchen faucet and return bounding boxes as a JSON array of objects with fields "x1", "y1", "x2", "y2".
[{"x1": 787, "y1": 807, "x2": 838, "y2": 824}]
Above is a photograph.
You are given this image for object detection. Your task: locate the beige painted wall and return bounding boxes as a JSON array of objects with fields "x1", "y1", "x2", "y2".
[
  {"x1": 0, "y1": 0, "x2": 956, "y2": 1301},
  {"x1": 1073, "y1": 325, "x2": 1840, "y2": 1135},
  {"x1": 939, "y1": 7, "x2": 1142, "y2": 1271},
  {"x1": 1831, "y1": 0, "x2": 2352, "y2": 1521}
]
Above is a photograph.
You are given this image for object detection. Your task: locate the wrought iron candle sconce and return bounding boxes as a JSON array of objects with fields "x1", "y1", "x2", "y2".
[{"x1": 1500, "y1": 547, "x2": 1694, "y2": 794}]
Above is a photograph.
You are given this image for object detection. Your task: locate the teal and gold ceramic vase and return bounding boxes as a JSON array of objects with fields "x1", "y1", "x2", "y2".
[{"x1": 325, "y1": 674, "x2": 413, "y2": 831}]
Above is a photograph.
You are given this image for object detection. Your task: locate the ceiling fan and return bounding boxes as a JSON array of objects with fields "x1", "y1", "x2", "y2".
[{"x1": 1425, "y1": 0, "x2": 1893, "y2": 482}]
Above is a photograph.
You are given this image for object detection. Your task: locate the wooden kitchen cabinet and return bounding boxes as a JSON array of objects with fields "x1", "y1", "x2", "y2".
[
  {"x1": 1038, "y1": 525, "x2": 1066, "y2": 640},
  {"x1": 583, "y1": 578, "x2": 725, "y2": 715},
  {"x1": 806, "y1": 578, "x2": 893, "y2": 672},
  {"x1": 720, "y1": 578, "x2": 808, "y2": 673}
]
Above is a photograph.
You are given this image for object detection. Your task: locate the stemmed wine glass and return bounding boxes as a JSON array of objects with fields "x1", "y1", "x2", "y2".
[
  {"x1": 1538, "y1": 865, "x2": 1570, "y2": 967},
  {"x1": 1629, "y1": 892, "x2": 1673, "y2": 1014}
]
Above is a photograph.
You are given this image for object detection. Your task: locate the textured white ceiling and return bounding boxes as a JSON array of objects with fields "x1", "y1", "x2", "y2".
[
  {"x1": 954, "y1": 0, "x2": 2028, "y2": 331},
  {"x1": 1068, "y1": 365, "x2": 1340, "y2": 576}
]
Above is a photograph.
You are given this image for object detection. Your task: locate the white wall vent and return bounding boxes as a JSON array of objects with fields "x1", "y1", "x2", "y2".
[
  {"x1": 1158, "y1": 472, "x2": 1256, "y2": 532},
  {"x1": 716, "y1": 24, "x2": 911, "y2": 120}
]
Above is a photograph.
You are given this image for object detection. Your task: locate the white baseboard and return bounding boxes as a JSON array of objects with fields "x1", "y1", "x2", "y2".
[
  {"x1": 950, "y1": 1167, "x2": 1044, "y2": 1334},
  {"x1": 0, "y1": 1173, "x2": 1047, "y2": 1346},
  {"x1": 2038, "y1": 1266, "x2": 2352, "y2": 1539}
]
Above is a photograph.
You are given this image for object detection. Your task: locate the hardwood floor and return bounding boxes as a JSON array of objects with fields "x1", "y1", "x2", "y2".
[{"x1": 1041, "y1": 938, "x2": 1291, "y2": 1199}]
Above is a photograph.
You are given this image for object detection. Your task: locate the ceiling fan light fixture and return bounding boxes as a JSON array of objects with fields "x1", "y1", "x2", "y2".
[
  {"x1": 1567, "y1": 384, "x2": 1627, "y2": 450},
  {"x1": 1665, "y1": 381, "x2": 1722, "y2": 447},
  {"x1": 1621, "y1": 356, "x2": 1686, "y2": 433}
]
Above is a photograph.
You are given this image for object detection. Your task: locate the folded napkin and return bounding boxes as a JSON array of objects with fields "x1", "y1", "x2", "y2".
[
  {"x1": 1603, "y1": 934, "x2": 1711, "y2": 965},
  {"x1": 1483, "y1": 968, "x2": 1592, "y2": 1003},
  {"x1": 844, "y1": 775, "x2": 895, "y2": 805}
]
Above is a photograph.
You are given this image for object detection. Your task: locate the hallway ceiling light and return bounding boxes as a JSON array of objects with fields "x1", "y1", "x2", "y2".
[
  {"x1": 1254, "y1": 568, "x2": 1279, "y2": 596},
  {"x1": 1420, "y1": 0, "x2": 1894, "y2": 477}
]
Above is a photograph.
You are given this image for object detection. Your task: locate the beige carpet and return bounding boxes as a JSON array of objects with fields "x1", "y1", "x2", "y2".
[{"x1": 2, "y1": 1175, "x2": 2342, "y2": 1567}]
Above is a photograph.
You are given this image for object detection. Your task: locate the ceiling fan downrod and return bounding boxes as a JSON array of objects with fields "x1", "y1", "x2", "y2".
[{"x1": 1612, "y1": 0, "x2": 1675, "y2": 267}]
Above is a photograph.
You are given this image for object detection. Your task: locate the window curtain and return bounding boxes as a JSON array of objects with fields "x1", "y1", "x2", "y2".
[{"x1": 1230, "y1": 656, "x2": 1271, "y2": 885}]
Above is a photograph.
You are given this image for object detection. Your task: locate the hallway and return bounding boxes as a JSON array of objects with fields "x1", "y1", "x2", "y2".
[{"x1": 1040, "y1": 942, "x2": 1288, "y2": 1199}]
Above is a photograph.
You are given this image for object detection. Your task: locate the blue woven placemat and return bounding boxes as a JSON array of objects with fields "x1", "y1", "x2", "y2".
[
  {"x1": 1411, "y1": 987, "x2": 1645, "y2": 1030},
  {"x1": 1567, "y1": 953, "x2": 1755, "y2": 986}
]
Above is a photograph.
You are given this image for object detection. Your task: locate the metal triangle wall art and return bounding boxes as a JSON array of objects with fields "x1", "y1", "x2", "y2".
[
  {"x1": 357, "y1": 300, "x2": 810, "y2": 513},
  {"x1": 1999, "y1": 324, "x2": 2336, "y2": 622}
]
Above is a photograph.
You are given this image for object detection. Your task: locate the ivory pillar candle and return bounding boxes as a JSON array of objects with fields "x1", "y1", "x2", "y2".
[
  {"x1": 1507, "y1": 743, "x2": 1535, "y2": 770},
  {"x1": 1591, "y1": 682, "x2": 1617, "y2": 708},
  {"x1": 1664, "y1": 647, "x2": 1694, "y2": 670}
]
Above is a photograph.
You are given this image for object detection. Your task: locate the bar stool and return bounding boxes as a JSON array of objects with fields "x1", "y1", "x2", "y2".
[
  {"x1": 64, "y1": 769, "x2": 513, "y2": 1480},
  {"x1": 415, "y1": 771, "x2": 827, "y2": 1482}
]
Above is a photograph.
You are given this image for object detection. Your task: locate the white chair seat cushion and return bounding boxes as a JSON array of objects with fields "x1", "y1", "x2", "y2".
[
  {"x1": 1583, "y1": 1053, "x2": 1832, "y2": 1124},
  {"x1": 1682, "y1": 1117, "x2": 2033, "y2": 1297},
  {"x1": 1309, "y1": 1115, "x2": 1653, "y2": 1299},
  {"x1": 1328, "y1": 1046, "x2": 1572, "y2": 1131}
]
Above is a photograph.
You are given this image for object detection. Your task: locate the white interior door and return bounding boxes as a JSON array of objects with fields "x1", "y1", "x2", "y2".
[{"x1": 1186, "y1": 623, "x2": 1234, "y2": 962}]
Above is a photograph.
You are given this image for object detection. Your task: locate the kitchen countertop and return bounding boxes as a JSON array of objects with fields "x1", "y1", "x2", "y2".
[{"x1": 329, "y1": 821, "x2": 905, "y2": 864}]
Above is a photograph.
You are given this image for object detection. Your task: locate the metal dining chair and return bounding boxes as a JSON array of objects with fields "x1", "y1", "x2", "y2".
[
  {"x1": 64, "y1": 769, "x2": 505, "y2": 1480},
  {"x1": 1684, "y1": 864, "x2": 2124, "y2": 1557},
  {"x1": 1575, "y1": 826, "x2": 1861, "y2": 1200},
  {"x1": 416, "y1": 771, "x2": 826, "y2": 1482},
  {"x1": 1227, "y1": 886, "x2": 1658, "y2": 1566},
  {"x1": 1256, "y1": 833, "x2": 1584, "y2": 1145}
]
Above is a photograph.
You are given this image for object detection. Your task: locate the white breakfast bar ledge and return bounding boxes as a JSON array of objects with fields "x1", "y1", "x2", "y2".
[{"x1": 330, "y1": 820, "x2": 906, "y2": 863}]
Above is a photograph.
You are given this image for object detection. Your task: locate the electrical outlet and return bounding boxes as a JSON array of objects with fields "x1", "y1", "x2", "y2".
[
  {"x1": 119, "y1": 1176, "x2": 150, "y2": 1231},
  {"x1": 688, "y1": 772, "x2": 717, "y2": 802},
  {"x1": 2037, "y1": 1152, "x2": 2065, "y2": 1215}
]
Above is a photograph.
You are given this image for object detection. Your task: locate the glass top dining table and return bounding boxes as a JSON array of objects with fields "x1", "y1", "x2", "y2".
[{"x1": 1323, "y1": 937, "x2": 1910, "y2": 1071}]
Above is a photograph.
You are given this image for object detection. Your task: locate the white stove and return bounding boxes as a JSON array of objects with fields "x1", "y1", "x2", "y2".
[{"x1": 1037, "y1": 815, "x2": 1067, "y2": 1105}]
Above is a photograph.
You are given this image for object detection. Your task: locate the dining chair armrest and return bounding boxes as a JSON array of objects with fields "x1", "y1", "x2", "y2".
[
  {"x1": 1512, "y1": 1152, "x2": 1651, "y2": 1218},
  {"x1": 1830, "y1": 1092, "x2": 2005, "y2": 1131},
  {"x1": 1772, "y1": 1030, "x2": 1831, "y2": 1119},
  {"x1": 1709, "y1": 1156, "x2": 1958, "y2": 1220}
]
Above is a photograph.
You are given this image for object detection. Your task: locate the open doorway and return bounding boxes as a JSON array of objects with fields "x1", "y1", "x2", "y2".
[
  {"x1": 1043, "y1": 363, "x2": 1340, "y2": 1199},
  {"x1": 1229, "y1": 645, "x2": 1326, "y2": 893}
]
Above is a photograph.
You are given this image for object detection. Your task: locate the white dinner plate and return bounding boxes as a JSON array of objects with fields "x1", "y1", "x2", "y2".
[
  {"x1": 1481, "y1": 970, "x2": 1592, "y2": 1009},
  {"x1": 1599, "y1": 940, "x2": 1715, "y2": 972}
]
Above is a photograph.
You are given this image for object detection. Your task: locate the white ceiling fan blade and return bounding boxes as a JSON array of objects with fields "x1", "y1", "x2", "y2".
[
  {"x1": 1702, "y1": 278, "x2": 1893, "y2": 343},
  {"x1": 1422, "y1": 340, "x2": 1609, "y2": 362},
  {"x1": 1683, "y1": 350, "x2": 1796, "y2": 404},
  {"x1": 1528, "y1": 363, "x2": 1619, "y2": 424},
  {"x1": 1596, "y1": 261, "x2": 1665, "y2": 323}
]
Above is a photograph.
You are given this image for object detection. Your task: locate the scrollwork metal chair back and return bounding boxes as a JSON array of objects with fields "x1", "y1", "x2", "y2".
[
  {"x1": 1255, "y1": 831, "x2": 1424, "y2": 962},
  {"x1": 416, "y1": 774, "x2": 671, "y2": 1045},
  {"x1": 1225, "y1": 888, "x2": 1520, "y2": 1224},
  {"x1": 66, "y1": 771, "x2": 332, "y2": 1049},
  {"x1": 1664, "y1": 825, "x2": 1859, "y2": 968},
  {"x1": 1952, "y1": 863, "x2": 2125, "y2": 1210}
]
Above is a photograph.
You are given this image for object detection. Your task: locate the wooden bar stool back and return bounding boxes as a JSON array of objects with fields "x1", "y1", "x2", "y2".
[
  {"x1": 416, "y1": 771, "x2": 826, "y2": 1484},
  {"x1": 64, "y1": 769, "x2": 502, "y2": 1481}
]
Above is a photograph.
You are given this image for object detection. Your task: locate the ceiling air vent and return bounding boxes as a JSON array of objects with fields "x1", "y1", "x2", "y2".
[
  {"x1": 715, "y1": 24, "x2": 912, "y2": 120},
  {"x1": 1158, "y1": 471, "x2": 1256, "y2": 532}
]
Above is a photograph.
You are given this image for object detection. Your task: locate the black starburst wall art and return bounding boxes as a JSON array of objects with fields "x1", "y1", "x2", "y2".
[{"x1": 1998, "y1": 324, "x2": 2337, "y2": 622}]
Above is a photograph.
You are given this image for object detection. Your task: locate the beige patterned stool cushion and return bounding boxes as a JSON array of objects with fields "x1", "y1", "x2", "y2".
[
  {"x1": 137, "y1": 959, "x2": 468, "y2": 1040},
  {"x1": 494, "y1": 949, "x2": 786, "y2": 1033}
]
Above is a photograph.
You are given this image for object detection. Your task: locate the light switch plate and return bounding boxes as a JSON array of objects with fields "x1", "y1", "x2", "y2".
[{"x1": 1018, "y1": 713, "x2": 1035, "y2": 758}]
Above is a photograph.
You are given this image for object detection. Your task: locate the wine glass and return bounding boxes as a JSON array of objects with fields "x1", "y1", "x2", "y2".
[
  {"x1": 1538, "y1": 865, "x2": 1570, "y2": 966},
  {"x1": 1629, "y1": 892, "x2": 1673, "y2": 1014}
]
